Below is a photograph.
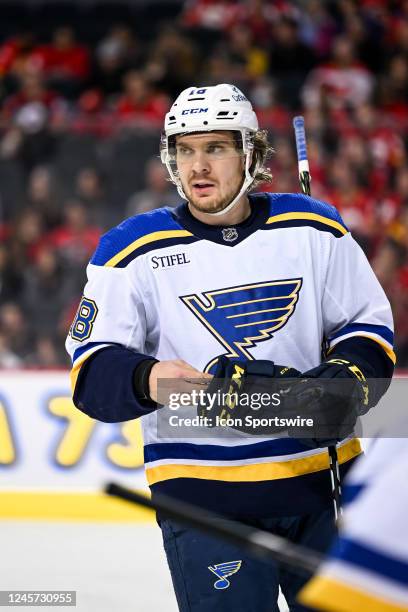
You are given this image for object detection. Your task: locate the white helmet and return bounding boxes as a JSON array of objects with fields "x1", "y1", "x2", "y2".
[{"x1": 160, "y1": 83, "x2": 260, "y2": 216}]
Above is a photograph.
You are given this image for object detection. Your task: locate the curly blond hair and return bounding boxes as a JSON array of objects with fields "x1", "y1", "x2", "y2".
[{"x1": 250, "y1": 129, "x2": 274, "y2": 188}]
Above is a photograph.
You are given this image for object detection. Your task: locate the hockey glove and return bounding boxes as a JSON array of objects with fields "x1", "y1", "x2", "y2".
[
  {"x1": 284, "y1": 357, "x2": 369, "y2": 448},
  {"x1": 197, "y1": 355, "x2": 301, "y2": 434}
]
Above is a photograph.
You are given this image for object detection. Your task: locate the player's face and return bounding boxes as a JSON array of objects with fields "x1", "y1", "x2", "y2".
[{"x1": 175, "y1": 132, "x2": 245, "y2": 214}]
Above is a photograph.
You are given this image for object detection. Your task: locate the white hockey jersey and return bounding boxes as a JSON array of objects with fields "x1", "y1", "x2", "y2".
[
  {"x1": 66, "y1": 192, "x2": 395, "y2": 517},
  {"x1": 300, "y1": 434, "x2": 408, "y2": 611}
]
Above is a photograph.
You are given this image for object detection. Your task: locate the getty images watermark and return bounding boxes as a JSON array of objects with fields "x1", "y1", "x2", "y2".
[{"x1": 167, "y1": 389, "x2": 314, "y2": 431}]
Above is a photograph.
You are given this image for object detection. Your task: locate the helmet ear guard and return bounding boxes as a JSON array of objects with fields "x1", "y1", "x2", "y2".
[{"x1": 160, "y1": 84, "x2": 262, "y2": 214}]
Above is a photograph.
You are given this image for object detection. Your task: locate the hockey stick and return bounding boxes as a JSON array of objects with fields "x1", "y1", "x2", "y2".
[
  {"x1": 293, "y1": 116, "x2": 343, "y2": 522},
  {"x1": 105, "y1": 482, "x2": 322, "y2": 575}
]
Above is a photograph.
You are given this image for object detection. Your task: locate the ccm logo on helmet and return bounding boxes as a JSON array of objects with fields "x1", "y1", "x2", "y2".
[
  {"x1": 181, "y1": 108, "x2": 208, "y2": 115},
  {"x1": 232, "y1": 94, "x2": 247, "y2": 102}
]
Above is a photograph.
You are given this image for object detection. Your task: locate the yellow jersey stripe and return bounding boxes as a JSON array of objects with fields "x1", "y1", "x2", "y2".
[
  {"x1": 266, "y1": 212, "x2": 348, "y2": 235},
  {"x1": 70, "y1": 351, "x2": 96, "y2": 393},
  {"x1": 328, "y1": 333, "x2": 397, "y2": 365},
  {"x1": 146, "y1": 438, "x2": 362, "y2": 486},
  {"x1": 105, "y1": 229, "x2": 194, "y2": 267},
  {"x1": 356, "y1": 334, "x2": 396, "y2": 365},
  {"x1": 299, "y1": 575, "x2": 408, "y2": 612}
]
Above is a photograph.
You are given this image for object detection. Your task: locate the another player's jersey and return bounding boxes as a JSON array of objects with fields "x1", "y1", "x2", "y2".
[
  {"x1": 66, "y1": 192, "x2": 395, "y2": 517},
  {"x1": 299, "y1": 435, "x2": 408, "y2": 611}
]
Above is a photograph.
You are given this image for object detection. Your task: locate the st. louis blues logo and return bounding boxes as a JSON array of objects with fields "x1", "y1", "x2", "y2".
[
  {"x1": 180, "y1": 278, "x2": 302, "y2": 372},
  {"x1": 208, "y1": 560, "x2": 242, "y2": 589}
]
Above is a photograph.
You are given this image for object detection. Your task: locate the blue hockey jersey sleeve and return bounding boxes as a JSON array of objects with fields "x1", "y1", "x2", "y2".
[{"x1": 66, "y1": 233, "x2": 157, "y2": 422}]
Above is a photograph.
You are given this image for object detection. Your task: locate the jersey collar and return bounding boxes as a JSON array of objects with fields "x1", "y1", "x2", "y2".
[{"x1": 171, "y1": 193, "x2": 270, "y2": 246}]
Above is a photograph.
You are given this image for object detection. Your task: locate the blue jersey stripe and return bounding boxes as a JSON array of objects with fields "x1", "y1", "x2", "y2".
[
  {"x1": 72, "y1": 341, "x2": 119, "y2": 364},
  {"x1": 91, "y1": 207, "x2": 184, "y2": 266},
  {"x1": 342, "y1": 483, "x2": 365, "y2": 505},
  {"x1": 114, "y1": 235, "x2": 199, "y2": 268},
  {"x1": 150, "y1": 459, "x2": 356, "y2": 519},
  {"x1": 331, "y1": 536, "x2": 408, "y2": 587},
  {"x1": 144, "y1": 438, "x2": 313, "y2": 463},
  {"x1": 329, "y1": 323, "x2": 394, "y2": 345}
]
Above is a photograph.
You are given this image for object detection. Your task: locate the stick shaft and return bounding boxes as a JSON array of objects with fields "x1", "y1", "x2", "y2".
[
  {"x1": 105, "y1": 482, "x2": 321, "y2": 574},
  {"x1": 293, "y1": 116, "x2": 342, "y2": 522},
  {"x1": 293, "y1": 116, "x2": 311, "y2": 196}
]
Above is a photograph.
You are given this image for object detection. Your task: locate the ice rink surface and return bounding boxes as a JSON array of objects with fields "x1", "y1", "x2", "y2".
[
  {"x1": 0, "y1": 521, "x2": 178, "y2": 612},
  {"x1": 0, "y1": 521, "x2": 289, "y2": 612}
]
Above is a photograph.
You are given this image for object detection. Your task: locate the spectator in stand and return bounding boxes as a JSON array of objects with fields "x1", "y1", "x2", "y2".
[
  {"x1": 390, "y1": 16, "x2": 408, "y2": 57},
  {"x1": 126, "y1": 157, "x2": 180, "y2": 217},
  {"x1": 378, "y1": 55, "x2": 408, "y2": 129},
  {"x1": 0, "y1": 302, "x2": 34, "y2": 362},
  {"x1": 71, "y1": 88, "x2": 114, "y2": 137},
  {"x1": 90, "y1": 26, "x2": 143, "y2": 100},
  {"x1": 222, "y1": 24, "x2": 269, "y2": 83},
  {"x1": 268, "y1": 15, "x2": 316, "y2": 110},
  {"x1": 0, "y1": 66, "x2": 62, "y2": 172},
  {"x1": 373, "y1": 166, "x2": 408, "y2": 233},
  {"x1": 9, "y1": 208, "x2": 45, "y2": 269},
  {"x1": 180, "y1": 0, "x2": 241, "y2": 32},
  {"x1": 30, "y1": 26, "x2": 90, "y2": 98},
  {"x1": 337, "y1": 133, "x2": 372, "y2": 188},
  {"x1": 0, "y1": 243, "x2": 23, "y2": 305},
  {"x1": 353, "y1": 103, "x2": 406, "y2": 179},
  {"x1": 298, "y1": 0, "x2": 336, "y2": 59},
  {"x1": 269, "y1": 135, "x2": 297, "y2": 178},
  {"x1": 21, "y1": 246, "x2": 74, "y2": 339},
  {"x1": 373, "y1": 226, "x2": 408, "y2": 363},
  {"x1": 199, "y1": 52, "x2": 233, "y2": 86},
  {"x1": 47, "y1": 199, "x2": 100, "y2": 288},
  {"x1": 114, "y1": 70, "x2": 169, "y2": 128},
  {"x1": 25, "y1": 165, "x2": 62, "y2": 229},
  {"x1": 0, "y1": 331, "x2": 22, "y2": 368},
  {"x1": 25, "y1": 336, "x2": 63, "y2": 368},
  {"x1": 145, "y1": 26, "x2": 198, "y2": 98},
  {"x1": 327, "y1": 161, "x2": 376, "y2": 254},
  {"x1": 100, "y1": 25, "x2": 142, "y2": 71},
  {"x1": 230, "y1": 0, "x2": 276, "y2": 48},
  {"x1": 302, "y1": 35, "x2": 373, "y2": 111},
  {"x1": 250, "y1": 76, "x2": 291, "y2": 133},
  {"x1": 342, "y1": 12, "x2": 385, "y2": 73},
  {"x1": 0, "y1": 32, "x2": 35, "y2": 79},
  {"x1": 74, "y1": 167, "x2": 112, "y2": 229},
  {"x1": 0, "y1": 31, "x2": 37, "y2": 100}
]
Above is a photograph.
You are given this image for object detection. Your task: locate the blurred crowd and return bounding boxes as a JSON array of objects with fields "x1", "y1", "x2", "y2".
[{"x1": 0, "y1": 0, "x2": 408, "y2": 368}]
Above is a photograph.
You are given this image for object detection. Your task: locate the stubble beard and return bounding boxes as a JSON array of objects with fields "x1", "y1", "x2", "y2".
[
  {"x1": 185, "y1": 181, "x2": 244, "y2": 216},
  {"x1": 188, "y1": 194, "x2": 229, "y2": 214}
]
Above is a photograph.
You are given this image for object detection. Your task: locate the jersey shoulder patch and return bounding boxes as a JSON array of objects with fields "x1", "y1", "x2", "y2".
[
  {"x1": 263, "y1": 192, "x2": 348, "y2": 237},
  {"x1": 91, "y1": 207, "x2": 197, "y2": 268}
]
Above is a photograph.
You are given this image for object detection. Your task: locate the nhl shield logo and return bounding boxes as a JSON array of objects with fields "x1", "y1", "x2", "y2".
[{"x1": 222, "y1": 227, "x2": 238, "y2": 242}]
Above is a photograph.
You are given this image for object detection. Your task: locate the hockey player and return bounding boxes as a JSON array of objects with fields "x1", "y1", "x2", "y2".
[
  {"x1": 66, "y1": 84, "x2": 395, "y2": 611},
  {"x1": 299, "y1": 435, "x2": 408, "y2": 611}
]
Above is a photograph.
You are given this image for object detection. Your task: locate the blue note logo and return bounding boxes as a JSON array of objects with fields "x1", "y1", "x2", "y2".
[
  {"x1": 208, "y1": 560, "x2": 242, "y2": 590},
  {"x1": 180, "y1": 278, "x2": 302, "y2": 373}
]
